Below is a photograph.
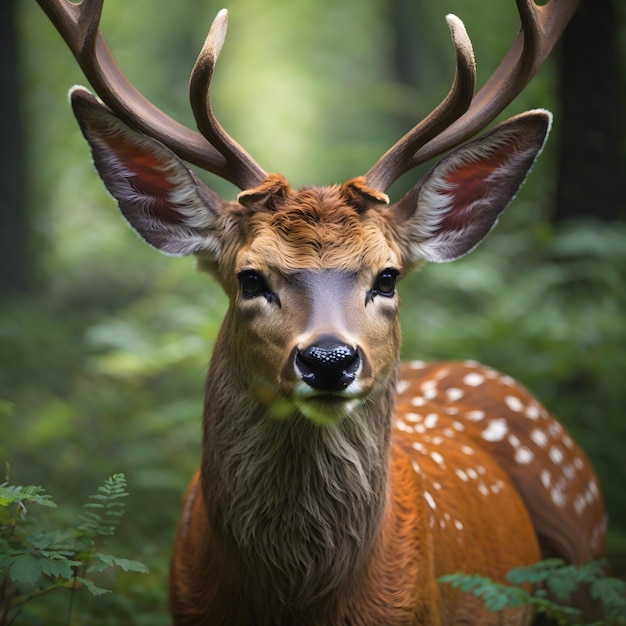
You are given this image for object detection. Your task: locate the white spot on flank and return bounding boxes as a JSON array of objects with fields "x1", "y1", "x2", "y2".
[
  {"x1": 563, "y1": 464, "x2": 576, "y2": 480},
  {"x1": 541, "y1": 470, "x2": 551, "y2": 488},
  {"x1": 452, "y1": 421, "x2": 465, "y2": 432},
  {"x1": 478, "y1": 483, "x2": 490, "y2": 496},
  {"x1": 549, "y1": 421, "x2": 564, "y2": 437},
  {"x1": 455, "y1": 468, "x2": 469, "y2": 482},
  {"x1": 454, "y1": 520, "x2": 464, "y2": 531},
  {"x1": 446, "y1": 387, "x2": 464, "y2": 402},
  {"x1": 508, "y1": 434, "x2": 520, "y2": 448},
  {"x1": 424, "y1": 491, "x2": 436, "y2": 509},
  {"x1": 446, "y1": 406, "x2": 459, "y2": 415},
  {"x1": 405, "y1": 412, "x2": 422, "y2": 423},
  {"x1": 463, "y1": 372, "x2": 485, "y2": 387},
  {"x1": 530, "y1": 429, "x2": 548, "y2": 448},
  {"x1": 411, "y1": 460, "x2": 421, "y2": 474},
  {"x1": 423, "y1": 388, "x2": 437, "y2": 400},
  {"x1": 573, "y1": 457, "x2": 584, "y2": 470},
  {"x1": 395, "y1": 420, "x2": 413, "y2": 432},
  {"x1": 409, "y1": 360, "x2": 426, "y2": 369},
  {"x1": 463, "y1": 359, "x2": 480, "y2": 367},
  {"x1": 434, "y1": 368, "x2": 450, "y2": 381},
  {"x1": 551, "y1": 486, "x2": 566, "y2": 508},
  {"x1": 525, "y1": 405, "x2": 540, "y2": 420},
  {"x1": 421, "y1": 379, "x2": 437, "y2": 392},
  {"x1": 412, "y1": 442, "x2": 427, "y2": 453},
  {"x1": 499, "y1": 375, "x2": 516, "y2": 387},
  {"x1": 411, "y1": 396, "x2": 426, "y2": 407},
  {"x1": 514, "y1": 447, "x2": 534, "y2": 465},
  {"x1": 424, "y1": 414, "x2": 439, "y2": 429},
  {"x1": 430, "y1": 451, "x2": 445, "y2": 466},
  {"x1": 574, "y1": 494, "x2": 586, "y2": 514},
  {"x1": 465, "y1": 410, "x2": 485, "y2": 422},
  {"x1": 466, "y1": 468, "x2": 478, "y2": 479},
  {"x1": 549, "y1": 446, "x2": 564, "y2": 465},
  {"x1": 562, "y1": 434, "x2": 574, "y2": 449},
  {"x1": 397, "y1": 380, "x2": 410, "y2": 394},
  {"x1": 505, "y1": 395, "x2": 524, "y2": 412},
  {"x1": 481, "y1": 419, "x2": 508, "y2": 442},
  {"x1": 461, "y1": 445, "x2": 474, "y2": 456}
]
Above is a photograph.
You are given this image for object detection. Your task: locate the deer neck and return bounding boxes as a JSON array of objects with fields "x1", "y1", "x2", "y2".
[{"x1": 200, "y1": 319, "x2": 397, "y2": 610}]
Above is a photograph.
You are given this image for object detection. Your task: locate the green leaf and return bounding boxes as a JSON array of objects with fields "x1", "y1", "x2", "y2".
[
  {"x1": 38, "y1": 557, "x2": 77, "y2": 580},
  {"x1": 8, "y1": 554, "x2": 43, "y2": 585},
  {"x1": 88, "y1": 553, "x2": 149, "y2": 574},
  {"x1": 75, "y1": 576, "x2": 111, "y2": 597},
  {"x1": 0, "y1": 485, "x2": 56, "y2": 508}
]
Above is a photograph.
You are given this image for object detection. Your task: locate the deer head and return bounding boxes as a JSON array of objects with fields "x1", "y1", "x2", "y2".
[{"x1": 37, "y1": 0, "x2": 576, "y2": 426}]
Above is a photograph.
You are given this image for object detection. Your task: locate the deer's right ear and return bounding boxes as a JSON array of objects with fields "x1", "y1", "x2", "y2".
[{"x1": 70, "y1": 87, "x2": 225, "y2": 257}]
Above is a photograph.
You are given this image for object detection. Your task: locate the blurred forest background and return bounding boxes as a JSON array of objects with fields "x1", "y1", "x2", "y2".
[{"x1": 1, "y1": 0, "x2": 625, "y2": 622}]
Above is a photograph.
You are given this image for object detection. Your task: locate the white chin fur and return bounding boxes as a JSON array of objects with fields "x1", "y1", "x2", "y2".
[{"x1": 294, "y1": 397, "x2": 361, "y2": 426}]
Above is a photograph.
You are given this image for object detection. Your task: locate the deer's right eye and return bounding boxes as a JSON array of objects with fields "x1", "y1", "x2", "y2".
[
  {"x1": 238, "y1": 270, "x2": 280, "y2": 306},
  {"x1": 238, "y1": 271, "x2": 266, "y2": 298}
]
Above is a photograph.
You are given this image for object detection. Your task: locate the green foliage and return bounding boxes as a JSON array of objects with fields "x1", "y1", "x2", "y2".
[
  {"x1": 0, "y1": 471, "x2": 147, "y2": 625},
  {"x1": 439, "y1": 559, "x2": 626, "y2": 625}
]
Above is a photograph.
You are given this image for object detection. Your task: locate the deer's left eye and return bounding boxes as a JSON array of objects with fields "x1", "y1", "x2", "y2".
[{"x1": 369, "y1": 269, "x2": 399, "y2": 300}]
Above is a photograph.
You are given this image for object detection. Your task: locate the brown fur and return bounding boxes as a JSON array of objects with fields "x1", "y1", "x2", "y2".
[{"x1": 169, "y1": 184, "x2": 604, "y2": 625}]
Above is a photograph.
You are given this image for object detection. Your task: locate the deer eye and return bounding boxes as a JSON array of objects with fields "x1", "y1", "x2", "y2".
[
  {"x1": 238, "y1": 271, "x2": 267, "y2": 298},
  {"x1": 374, "y1": 269, "x2": 399, "y2": 297},
  {"x1": 238, "y1": 270, "x2": 280, "y2": 305}
]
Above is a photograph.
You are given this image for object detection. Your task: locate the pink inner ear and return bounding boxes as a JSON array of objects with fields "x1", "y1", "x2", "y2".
[
  {"x1": 102, "y1": 132, "x2": 184, "y2": 225},
  {"x1": 438, "y1": 141, "x2": 516, "y2": 232}
]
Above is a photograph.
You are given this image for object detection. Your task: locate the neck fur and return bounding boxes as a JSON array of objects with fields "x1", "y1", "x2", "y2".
[{"x1": 201, "y1": 332, "x2": 397, "y2": 611}]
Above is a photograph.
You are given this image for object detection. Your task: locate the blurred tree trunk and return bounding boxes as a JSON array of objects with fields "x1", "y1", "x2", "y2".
[
  {"x1": 0, "y1": 0, "x2": 32, "y2": 297},
  {"x1": 554, "y1": 0, "x2": 625, "y2": 222},
  {"x1": 0, "y1": 0, "x2": 31, "y2": 297}
]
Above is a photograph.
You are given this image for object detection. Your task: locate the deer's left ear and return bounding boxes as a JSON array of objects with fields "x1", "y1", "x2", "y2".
[{"x1": 390, "y1": 110, "x2": 551, "y2": 264}]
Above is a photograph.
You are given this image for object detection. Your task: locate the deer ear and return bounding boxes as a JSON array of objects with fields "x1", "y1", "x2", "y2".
[
  {"x1": 391, "y1": 110, "x2": 552, "y2": 264},
  {"x1": 70, "y1": 86, "x2": 225, "y2": 257}
]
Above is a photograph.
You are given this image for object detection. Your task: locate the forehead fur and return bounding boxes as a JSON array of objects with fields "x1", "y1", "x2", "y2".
[{"x1": 236, "y1": 185, "x2": 399, "y2": 274}]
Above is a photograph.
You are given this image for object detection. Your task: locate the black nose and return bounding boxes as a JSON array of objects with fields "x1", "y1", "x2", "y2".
[{"x1": 296, "y1": 336, "x2": 360, "y2": 392}]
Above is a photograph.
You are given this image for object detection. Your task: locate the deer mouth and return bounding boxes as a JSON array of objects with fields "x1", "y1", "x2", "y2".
[{"x1": 292, "y1": 385, "x2": 364, "y2": 426}]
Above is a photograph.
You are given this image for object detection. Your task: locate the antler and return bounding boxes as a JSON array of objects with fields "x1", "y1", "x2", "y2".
[
  {"x1": 366, "y1": 0, "x2": 581, "y2": 192},
  {"x1": 36, "y1": 0, "x2": 267, "y2": 190}
]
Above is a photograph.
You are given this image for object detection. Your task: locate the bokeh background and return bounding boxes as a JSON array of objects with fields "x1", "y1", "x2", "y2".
[{"x1": 1, "y1": 0, "x2": 625, "y2": 622}]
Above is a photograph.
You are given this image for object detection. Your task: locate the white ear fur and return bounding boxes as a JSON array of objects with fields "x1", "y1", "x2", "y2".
[
  {"x1": 392, "y1": 110, "x2": 552, "y2": 264},
  {"x1": 70, "y1": 86, "x2": 224, "y2": 257}
]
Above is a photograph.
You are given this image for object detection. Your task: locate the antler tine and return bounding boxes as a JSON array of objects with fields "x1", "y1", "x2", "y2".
[
  {"x1": 368, "y1": 0, "x2": 580, "y2": 193},
  {"x1": 36, "y1": 0, "x2": 266, "y2": 190},
  {"x1": 365, "y1": 15, "x2": 476, "y2": 192},
  {"x1": 189, "y1": 10, "x2": 267, "y2": 190},
  {"x1": 406, "y1": 0, "x2": 581, "y2": 170}
]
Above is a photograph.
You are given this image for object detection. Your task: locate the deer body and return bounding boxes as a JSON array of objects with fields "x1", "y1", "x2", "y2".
[{"x1": 38, "y1": 0, "x2": 606, "y2": 623}]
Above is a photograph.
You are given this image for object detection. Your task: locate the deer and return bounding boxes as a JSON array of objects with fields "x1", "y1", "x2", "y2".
[{"x1": 37, "y1": 0, "x2": 607, "y2": 624}]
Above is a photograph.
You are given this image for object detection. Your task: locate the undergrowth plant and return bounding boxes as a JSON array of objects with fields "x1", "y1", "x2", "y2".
[
  {"x1": 439, "y1": 558, "x2": 626, "y2": 625},
  {"x1": 0, "y1": 469, "x2": 147, "y2": 625}
]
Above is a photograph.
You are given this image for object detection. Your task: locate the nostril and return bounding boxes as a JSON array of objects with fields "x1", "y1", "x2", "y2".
[{"x1": 296, "y1": 337, "x2": 360, "y2": 392}]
